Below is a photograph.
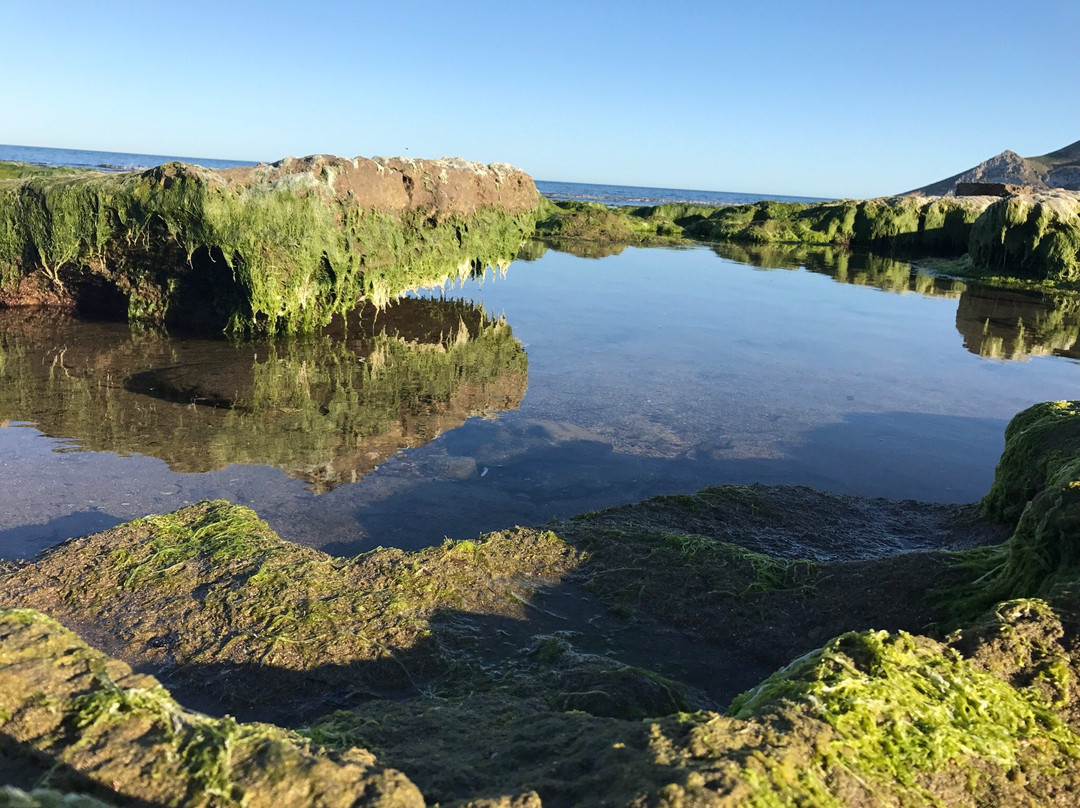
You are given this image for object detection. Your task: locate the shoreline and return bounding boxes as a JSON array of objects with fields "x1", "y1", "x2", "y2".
[{"x1": 3, "y1": 400, "x2": 1080, "y2": 804}]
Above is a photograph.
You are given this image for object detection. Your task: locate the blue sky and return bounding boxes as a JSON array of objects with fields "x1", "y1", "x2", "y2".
[{"x1": 4, "y1": 0, "x2": 1077, "y2": 198}]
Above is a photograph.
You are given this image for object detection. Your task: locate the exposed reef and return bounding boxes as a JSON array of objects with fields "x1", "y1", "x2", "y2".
[
  {"x1": 6, "y1": 400, "x2": 1080, "y2": 804},
  {"x1": 534, "y1": 191, "x2": 1080, "y2": 288},
  {"x1": 0, "y1": 156, "x2": 538, "y2": 333}
]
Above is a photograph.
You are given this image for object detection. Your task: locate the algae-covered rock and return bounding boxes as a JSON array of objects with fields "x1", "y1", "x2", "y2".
[
  {"x1": 0, "y1": 608, "x2": 424, "y2": 808},
  {"x1": 532, "y1": 198, "x2": 687, "y2": 248},
  {"x1": 983, "y1": 401, "x2": 1080, "y2": 525},
  {"x1": 969, "y1": 191, "x2": 1080, "y2": 282},
  {"x1": 681, "y1": 195, "x2": 992, "y2": 255},
  {"x1": 0, "y1": 501, "x2": 578, "y2": 716},
  {"x1": 938, "y1": 401, "x2": 1080, "y2": 624},
  {"x1": 305, "y1": 621, "x2": 1080, "y2": 806},
  {"x1": 0, "y1": 155, "x2": 539, "y2": 333}
]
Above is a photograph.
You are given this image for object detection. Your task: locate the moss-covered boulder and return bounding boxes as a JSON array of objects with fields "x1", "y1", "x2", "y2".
[
  {"x1": 0, "y1": 608, "x2": 423, "y2": 808},
  {"x1": 0, "y1": 155, "x2": 539, "y2": 333},
  {"x1": 983, "y1": 401, "x2": 1080, "y2": 525},
  {"x1": 969, "y1": 193, "x2": 1080, "y2": 282},
  {"x1": 933, "y1": 401, "x2": 1080, "y2": 625}
]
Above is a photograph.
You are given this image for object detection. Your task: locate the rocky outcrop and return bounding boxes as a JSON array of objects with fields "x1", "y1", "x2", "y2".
[
  {"x1": 968, "y1": 191, "x2": 1080, "y2": 281},
  {"x1": 536, "y1": 190, "x2": 1080, "y2": 284},
  {"x1": 0, "y1": 155, "x2": 539, "y2": 333}
]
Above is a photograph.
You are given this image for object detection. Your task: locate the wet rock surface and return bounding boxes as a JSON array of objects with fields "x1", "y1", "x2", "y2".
[
  {"x1": 0, "y1": 609, "x2": 424, "y2": 808},
  {"x1": 5, "y1": 418, "x2": 1080, "y2": 805}
]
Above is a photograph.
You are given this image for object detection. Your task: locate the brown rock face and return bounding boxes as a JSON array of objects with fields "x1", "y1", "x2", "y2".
[
  {"x1": 221, "y1": 154, "x2": 538, "y2": 220},
  {"x1": 956, "y1": 181, "x2": 1030, "y2": 197}
]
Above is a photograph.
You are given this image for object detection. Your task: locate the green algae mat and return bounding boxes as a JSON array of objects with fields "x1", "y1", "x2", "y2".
[{"x1": 4, "y1": 400, "x2": 1080, "y2": 804}]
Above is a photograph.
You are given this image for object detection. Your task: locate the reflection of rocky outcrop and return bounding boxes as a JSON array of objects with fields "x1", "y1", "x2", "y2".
[
  {"x1": 712, "y1": 242, "x2": 966, "y2": 298},
  {"x1": 0, "y1": 299, "x2": 527, "y2": 491},
  {"x1": 713, "y1": 242, "x2": 1080, "y2": 360},
  {"x1": 0, "y1": 155, "x2": 538, "y2": 333},
  {"x1": 955, "y1": 285, "x2": 1080, "y2": 360},
  {"x1": 518, "y1": 238, "x2": 630, "y2": 261}
]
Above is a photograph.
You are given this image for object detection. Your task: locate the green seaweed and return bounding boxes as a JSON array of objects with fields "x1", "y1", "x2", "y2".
[
  {"x1": 727, "y1": 628, "x2": 1080, "y2": 800},
  {"x1": 0, "y1": 160, "x2": 537, "y2": 333}
]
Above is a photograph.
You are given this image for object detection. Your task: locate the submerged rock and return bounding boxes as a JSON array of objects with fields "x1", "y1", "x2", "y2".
[{"x1": 0, "y1": 155, "x2": 539, "y2": 333}]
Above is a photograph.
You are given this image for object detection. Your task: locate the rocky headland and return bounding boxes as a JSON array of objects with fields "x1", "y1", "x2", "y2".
[{"x1": 905, "y1": 139, "x2": 1080, "y2": 196}]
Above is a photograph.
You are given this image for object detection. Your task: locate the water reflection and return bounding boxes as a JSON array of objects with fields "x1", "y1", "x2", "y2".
[
  {"x1": 0, "y1": 299, "x2": 527, "y2": 491},
  {"x1": 710, "y1": 243, "x2": 965, "y2": 298},
  {"x1": 518, "y1": 239, "x2": 630, "y2": 261},
  {"x1": 710, "y1": 242, "x2": 1080, "y2": 362},
  {"x1": 955, "y1": 286, "x2": 1080, "y2": 361}
]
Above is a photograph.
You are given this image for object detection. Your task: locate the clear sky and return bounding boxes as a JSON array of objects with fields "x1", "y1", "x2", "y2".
[{"x1": 3, "y1": 0, "x2": 1077, "y2": 198}]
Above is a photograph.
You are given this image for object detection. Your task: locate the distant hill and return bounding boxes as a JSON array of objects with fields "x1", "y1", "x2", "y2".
[{"x1": 905, "y1": 139, "x2": 1080, "y2": 195}]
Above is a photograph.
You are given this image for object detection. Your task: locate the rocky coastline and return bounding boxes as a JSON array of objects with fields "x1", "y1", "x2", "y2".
[
  {"x1": 535, "y1": 190, "x2": 1080, "y2": 287},
  {"x1": 4, "y1": 156, "x2": 1080, "y2": 804}
]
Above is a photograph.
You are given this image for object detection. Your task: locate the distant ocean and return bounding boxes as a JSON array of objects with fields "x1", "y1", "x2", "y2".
[{"x1": 0, "y1": 144, "x2": 826, "y2": 206}]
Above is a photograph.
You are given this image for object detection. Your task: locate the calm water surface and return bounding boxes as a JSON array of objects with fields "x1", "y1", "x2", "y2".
[{"x1": 2, "y1": 243, "x2": 1079, "y2": 559}]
